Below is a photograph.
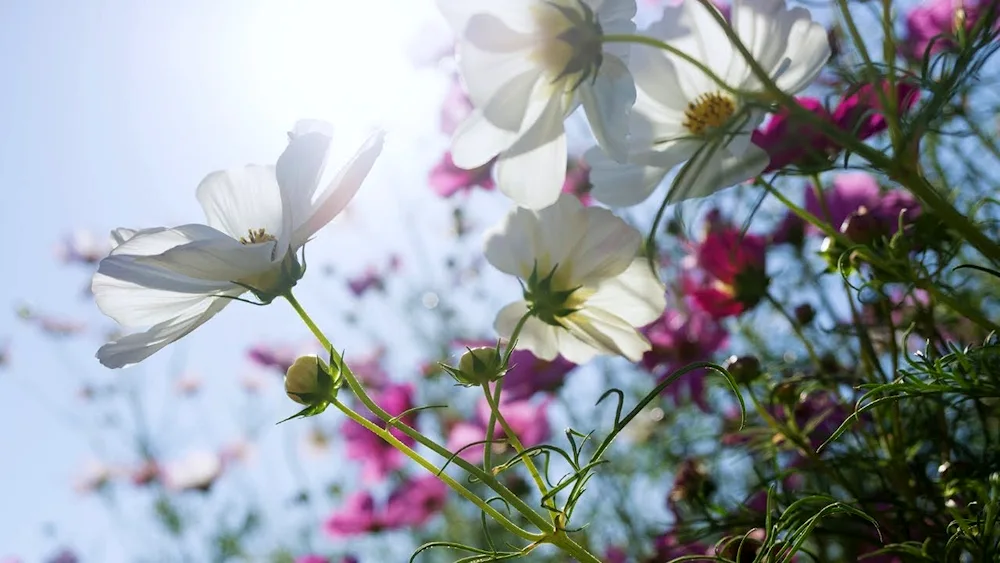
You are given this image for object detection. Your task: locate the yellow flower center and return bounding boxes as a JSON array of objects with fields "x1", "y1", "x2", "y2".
[
  {"x1": 683, "y1": 92, "x2": 736, "y2": 136},
  {"x1": 239, "y1": 228, "x2": 276, "y2": 245}
]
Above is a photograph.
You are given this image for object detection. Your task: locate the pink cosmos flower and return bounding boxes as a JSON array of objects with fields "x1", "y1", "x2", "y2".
[
  {"x1": 503, "y1": 349, "x2": 578, "y2": 401},
  {"x1": 903, "y1": 0, "x2": 998, "y2": 60},
  {"x1": 130, "y1": 460, "x2": 161, "y2": 486},
  {"x1": 641, "y1": 308, "x2": 729, "y2": 410},
  {"x1": 562, "y1": 159, "x2": 593, "y2": 205},
  {"x1": 294, "y1": 556, "x2": 330, "y2": 563},
  {"x1": 342, "y1": 383, "x2": 417, "y2": 482},
  {"x1": 346, "y1": 255, "x2": 402, "y2": 297},
  {"x1": 45, "y1": 551, "x2": 78, "y2": 563},
  {"x1": 440, "y1": 78, "x2": 473, "y2": 136},
  {"x1": 56, "y1": 230, "x2": 111, "y2": 266},
  {"x1": 447, "y1": 397, "x2": 551, "y2": 463},
  {"x1": 684, "y1": 223, "x2": 769, "y2": 319},
  {"x1": 805, "y1": 172, "x2": 921, "y2": 236},
  {"x1": 429, "y1": 152, "x2": 496, "y2": 197},
  {"x1": 751, "y1": 82, "x2": 920, "y2": 175},
  {"x1": 652, "y1": 531, "x2": 710, "y2": 560},
  {"x1": 324, "y1": 492, "x2": 380, "y2": 536},
  {"x1": 752, "y1": 97, "x2": 834, "y2": 173},
  {"x1": 382, "y1": 474, "x2": 450, "y2": 528},
  {"x1": 323, "y1": 476, "x2": 449, "y2": 536},
  {"x1": 247, "y1": 342, "x2": 301, "y2": 375},
  {"x1": 831, "y1": 81, "x2": 922, "y2": 141}
]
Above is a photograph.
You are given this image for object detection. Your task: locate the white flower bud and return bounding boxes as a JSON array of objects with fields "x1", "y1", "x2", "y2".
[{"x1": 284, "y1": 354, "x2": 337, "y2": 405}]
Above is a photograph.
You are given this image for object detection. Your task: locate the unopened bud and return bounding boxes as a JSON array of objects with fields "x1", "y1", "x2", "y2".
[
  {"x1": 725, "y1": 355, "x2": 762, "y2": 385},
  {"x1": 284, "y1": 354, "x2": 338, "y2": 406},
  {"x1": 840, "y1": 206, "x2": 882, "y2": 245},
  {"x1": 794, "y1": 304, "x2": 816, "y2": 326},
  {"x1": 444, "y1": 346, "x2": 505, "y2": 386}
]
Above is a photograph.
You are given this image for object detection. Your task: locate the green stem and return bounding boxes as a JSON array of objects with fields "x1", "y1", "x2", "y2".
[
  {"x1": 331, "y1": 399, "x2": 539, "y2": 541},
  {"x1": 765, "y1": 293, "x2": 822, "y2": 367},
  {"x1": 602, "y1": 34, "x2": 734, "y2": 94},
  {"x1": 282, "y1": 291, "x2": 552, "y2": 532},
  {"x1": 482, "y1": 382, "x2": 550, "y2": 498}
]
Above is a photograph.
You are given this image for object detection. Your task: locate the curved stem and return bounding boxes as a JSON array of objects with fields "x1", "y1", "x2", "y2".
[
  {"x1": 331, "y1": 399, "x2": 539, "y2": 541},
  {"x1": 282, "y1": 291, "x2": 552, "y2": 533}
]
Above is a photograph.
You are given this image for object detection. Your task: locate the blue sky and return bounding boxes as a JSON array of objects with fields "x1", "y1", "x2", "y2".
[{"x1": 0, "y1": 1, "x2": 476, "y2": 559}]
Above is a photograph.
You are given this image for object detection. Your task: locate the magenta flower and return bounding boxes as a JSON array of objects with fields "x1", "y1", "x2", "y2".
[
  {"x1": 831, "y1": 81, "x2": 921, "y2": 141},
  {"x1": 324, "y1": 492, "x2": 380, "y2": 536},
  {"x1": 804, "y1": 172, "x2": 921, "y2": 237},
  {"x1": 45, "y1": 551, "x2": 79, "y2": 563},
  {"x1": 55, "y1": 230, "x2": 110, "y2": 266},
  {"x1": 447, "y1": 397, "x2": 551, "y2": 463},
  {"x1": 641, "y1": 308, "x2": 729, "y2": 410},
  {"x1": 247, "y1": 342, "x2": 300, "y2": 375},
  {"x1": 294, "y1": 556, "x2": 330, "y2": 563},
  {"x1": 382, "y1": 474, "x2": 450, "y2": 528},
  {"x1": 347, "y1": 268, "x2": 383, "y2": 296},
  {"x1": 752, "y1": 97, "x2": 834, "y2": 173},
  {"x1": 684, "y1": 223, "x2": 769, "y2": 319},
  {"x1": 342, "y1": 383, "x2": 417, "y2": 482},
  {"x1": 903, "y1": 0, "x2": 998, "y2": 60},
  {"x1": 323, "y1": 476, "x2": 448, "y2": 537},
  {"x1": 652, "y1": 531, "x2": 711, "y2": 560},
  {"x1": 750, "y1": 82, "x2": 919, "y2": 175},
  {"x1": 562, "y1": 160, "x2": 594, "y2": 205},
  {"x1": 503, "y1": 349, "x2": 578, "y2": 401},
  {"x1": 429, "y1": 152, "x2": 496, "y2": 197}
]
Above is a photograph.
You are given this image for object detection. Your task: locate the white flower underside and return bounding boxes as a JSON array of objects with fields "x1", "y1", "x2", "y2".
[
  {"x1": 93, "y1": 123, "x2": 385, "y2": 368},
  {"x1": 586, "y1": 0, "x2": 830, "y2": 207},
  {"x1": 439, "y1": 0, "x2": 638, "y2": 209},
  {"x1": 485, "y1": 194, "x2": 666, "y2": 363}
]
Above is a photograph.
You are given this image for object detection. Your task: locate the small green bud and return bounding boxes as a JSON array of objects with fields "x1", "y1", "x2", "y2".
[
  {"x1": 284, "y1": 354, "x2": 338, "y2": 406},
  {"x1": 443, "y1": 346, "x2": 505, "y2": 386}
]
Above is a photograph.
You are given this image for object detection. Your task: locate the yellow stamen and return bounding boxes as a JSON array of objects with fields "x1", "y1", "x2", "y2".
[
  {"x1": 683, "y1": 92, "x2": 736, "y2": 136},
  {"x1": 239, "y1": 228, "x2": 275, "y2": 245}
]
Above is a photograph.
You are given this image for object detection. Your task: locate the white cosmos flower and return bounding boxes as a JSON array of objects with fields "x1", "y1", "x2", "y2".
[
  {"x1": 93, "y1": 121, "x2": 385, "y2": 369},
  {"x1": 586, "y1": 0, "x2": 830, "y2": 207},
  {"x1": 484, "y1": 194, "x2": 665, "y2": 363},
  {"x1": 438, "y1": 0, "x2": 637, "y2": 210}
]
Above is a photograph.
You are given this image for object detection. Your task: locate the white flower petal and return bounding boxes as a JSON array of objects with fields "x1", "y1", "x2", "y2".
[
  {"x1": 531, "y1": 198, "x2": 593, "y2": 287},
  {"x1": 276, "y1": 126, "x2": 332, "y2": 230},
  {"x1": 667, "y1": 142, "x2": 769, "y2": 204},
  {"x1": 581, "y1": 55, "x2": 636, "y2": 163},
  {"x1": 136, "y1": 233, "x2": 276, "y2": 283},
  {"x1": 553, "y1": 330, "x2": 601, "y2": 364},
  {"x1": 494, "y1": 301, "x2": 561, "y2": 361},
  {"x1": 452, "y1": 109, "x2": 519, "y2": 169},
  {"x1": 436, "y1": 0, "x2": 536, "y2": 37},
  {"x1": 586, "y1": 259, "x2": 666, "y2": 327},
  {"x1": 458, "y1": 40, "x2": 538, "y2": 109},
  {"x1": 495, "y1": 96, "x2": 568, "y2": 210},
  {"x1": 464, "y1": 13, "x2": 536, "y2": 52},
  {"x1": 196, "y1": 165, "x2": 284, "y2": 242},
  {"x1": 563, "y1": 206, "x2": 641, "y2": 284},
  {"x1": 772, "y1": 8, "x2": 830, "y2": 93},
  {"x1": 96, "y1": 295, "x2": 234, "y2": 369},
  {"x1": 483, "y1": 206, "x2": 541, "y2": 278},
  {"x1": 481, "y1": 69, "x2": 546, "y2": 132},
  {"x1": 292, "y1": 130, "x2": 385, "y2": 247},
  {"x1": 562, "y1": 308, "x2": 652, "y2": 362},
  {"x1": 585, "y1": 146, "x2": 669, "y2": 207},
  {"x1": 93, "y1": 268, "x2": 233, "y2": 327}
]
